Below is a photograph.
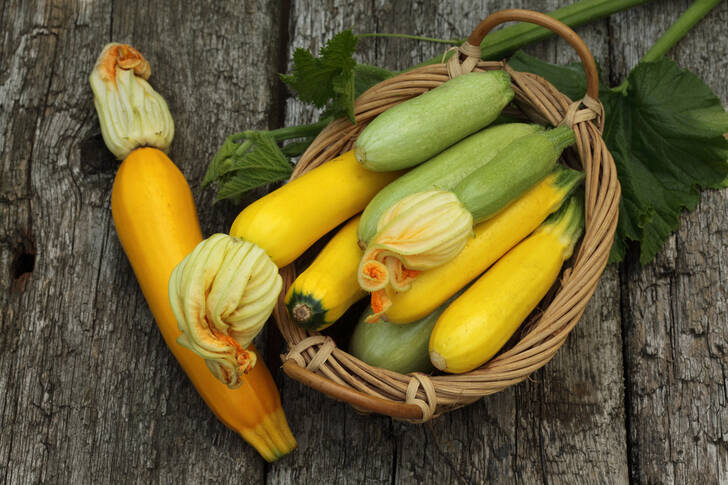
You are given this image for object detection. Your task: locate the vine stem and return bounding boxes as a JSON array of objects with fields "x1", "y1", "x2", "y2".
[
  {"x1": 230, "y1": 118, "x2": 331, "y2": 144},
  {"x1": 358, "y1": 33, "x2": 461, "y2": 45},
  {"x1": 409, "y1": 0, "x2": 654, "y2": 69},
  {"x1": 641, "y1": 0, "x2": 722, "y2": 63},
  {"x1": 480, "y1": 0, "x2": 653, "y2": 61},
  {"x1": 613, "y1": 0, "x2": 721, "y2": 93}
]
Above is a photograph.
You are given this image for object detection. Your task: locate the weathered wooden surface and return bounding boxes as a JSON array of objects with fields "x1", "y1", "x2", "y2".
[
  {"x1": 277, "y1": 1, "x2": 628, "y2": 484},
  {"x1": 611, "y1": 2, "x2": 728, "y2": 483},
  {"x1": 0, "y1": 1, "x2": 280, "y2": 483},
  {"x1": 0, "y1": 0, "x2": 726, "y2": 483}
]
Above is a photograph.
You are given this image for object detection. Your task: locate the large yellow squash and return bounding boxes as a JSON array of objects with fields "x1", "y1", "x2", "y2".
[{"x1": 112, "y1": 148, "x2": 296, "y2": 461}]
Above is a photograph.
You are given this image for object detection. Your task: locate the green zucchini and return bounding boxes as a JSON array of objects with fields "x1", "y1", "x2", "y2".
[
  {"x1": 349, "y1": 296, "x2": 456, "y2": 374},
  {"x1": 454, "y1": 125, "x2": 576, "y2": 223},
  {"x1": 357, "y1": 123, "x2": 542, "y2": 245},
  {"x1": 354, "y1": 71, "x2": 514, "y2": 171}
]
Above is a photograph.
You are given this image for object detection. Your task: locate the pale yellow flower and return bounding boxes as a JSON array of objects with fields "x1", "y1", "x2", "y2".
[
  {"x1": 89, "y1": 43, "x2": 174, "y2": 159},
  {"x1": 358, "y1": 190, "x2": 472, "y2": 322},
  {"x1": 169, "y1": 234, "x2": 282, "y2": 389}
]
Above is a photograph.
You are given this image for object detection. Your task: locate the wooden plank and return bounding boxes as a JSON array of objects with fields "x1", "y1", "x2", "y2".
[
  {"x1": 611, "y1": 1, "x2": 728, "y2": 483},
  {"x1": 270, "y1": 1, "x2": 628, "y2": 483},
  {"x1": 269, "y1": 3, "x2": 399, "y2": 483},
  {"x1": 0, "y1": 1, "x2": 282, "y2": 482},
  {"x1": 393, "y1": 1, "x2": 629, "y2": 482}
]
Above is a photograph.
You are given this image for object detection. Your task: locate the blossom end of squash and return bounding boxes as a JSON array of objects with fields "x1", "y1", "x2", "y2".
[
  {"x1": 95, "y1": 43, "x2": 151, "y2": 83},
  {"x1": 429, "y1": 350, "x2": 447, "y2": 371},
  {"x1": 365, "y1": 289, "x2": 392, "y2": 323},
  {"x1": 368, "y1": 189, "x2": 473, "y2": 271},
  {"x1": 90, "y1": 43, "x2": 174, "y2": 159}
]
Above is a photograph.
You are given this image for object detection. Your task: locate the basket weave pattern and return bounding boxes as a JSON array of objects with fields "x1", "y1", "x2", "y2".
[{"x1": 274, "y1": 11, "x2": 620, "y2": 422}]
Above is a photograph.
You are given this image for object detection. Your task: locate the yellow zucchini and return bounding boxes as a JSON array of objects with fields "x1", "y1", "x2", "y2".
[
  {"x1": 285, "y1": 216, "x2": 366, "y2": 331},
  {"x1": 428, "y1": 194, "x2": 584, "y2": 374},
  {"x1": 230, "y1": 151, "x2": 401, "y2": 268},
  {"x1": 384, "y1": 166, "x2": 583, "y2": 323}
]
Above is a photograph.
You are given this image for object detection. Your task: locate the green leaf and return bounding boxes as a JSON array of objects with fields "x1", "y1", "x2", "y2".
[
  {"x1": 280, "y1": 30, "x2": 358, "y2": 117},
  {"x1": 353, "y1": 63, "x2": 395, "y2": 98},
  {"x1": 608, "y1": 60, "x2": 728, "y2": 264},
  {"x1": 210, "y1": 131, "x2": 293, "y2": 202},
  {"x1": 508, "y1": 51, "x2": 728, "y2": 265},
  {"x1": 332, "y1": 69, "x2": 355, "y2": 122},
  {"x1": 202, "y1": 135, "x2": 246, "y2": 188}
]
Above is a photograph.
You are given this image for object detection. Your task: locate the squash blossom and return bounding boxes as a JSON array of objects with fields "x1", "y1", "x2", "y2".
[
  {"x1": 169, "y1": 234, "x2": 282, "y2": 389},
  {"x1": 89, "y1": 43, "x2": 174, "y2": 159},
  {"x1": 358, "y1": 190, "x2": 472, "y2": 322}
]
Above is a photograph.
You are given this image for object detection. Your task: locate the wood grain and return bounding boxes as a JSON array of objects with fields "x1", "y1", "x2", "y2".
[
  {"x1": 611, "y1": 1, "x2": 728, "y2": 483},
  {"x1": 272, "y1": 1, "x2": 628, "y2": 484},
  {"x1": 0, "y1": 0, "x2": 281, "y2": 483}
]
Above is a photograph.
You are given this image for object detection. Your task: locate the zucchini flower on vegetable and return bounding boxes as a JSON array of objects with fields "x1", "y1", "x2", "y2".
[
  {"x1": 89, "y1": 43, "x2": 174, "y2": 159},
  {"x1": 358, "y1": 190, "x2": 472, "y2": 322},
  {"x1": 169, "y1": 234, "x2": 282, "y2": 389}
]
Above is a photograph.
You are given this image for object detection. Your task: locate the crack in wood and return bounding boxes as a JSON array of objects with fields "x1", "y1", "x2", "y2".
[{"x1": 619, "y1": 260, "x2": 637, "y2": 485}]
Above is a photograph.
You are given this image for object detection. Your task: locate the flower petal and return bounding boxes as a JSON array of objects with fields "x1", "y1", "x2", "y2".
[{"x1": 169, "y1": 234, "x2": 282, "y2": 389}]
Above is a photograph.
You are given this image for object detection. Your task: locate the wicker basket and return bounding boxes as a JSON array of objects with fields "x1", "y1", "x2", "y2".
[{"x1": 274, "y1": 9, "x2": 620, "y2": 422}]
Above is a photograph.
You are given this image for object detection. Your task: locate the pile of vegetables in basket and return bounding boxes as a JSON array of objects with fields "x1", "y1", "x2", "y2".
[
  {"x1": 167, "y1": 67, "x2": 586, "y2": 385},
  {"x1": 281, "y1": 70, "x2": 585, "y2": 375}
]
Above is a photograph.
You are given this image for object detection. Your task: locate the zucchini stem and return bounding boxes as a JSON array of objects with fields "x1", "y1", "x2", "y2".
[
  {"x1": 539, "y1": 192, "x2": 585, "y2": 259},
  {"x1": 543, "y1": 125, "x2": 577, "y2": 152}
]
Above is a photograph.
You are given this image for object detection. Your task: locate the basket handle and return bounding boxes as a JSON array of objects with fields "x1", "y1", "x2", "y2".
[
  {"x1": 467, "y1": 9, "x2": 600, "y2": 101},
  {"x1": 281, "y1": 360, "x2": 424, "y2": 420}
]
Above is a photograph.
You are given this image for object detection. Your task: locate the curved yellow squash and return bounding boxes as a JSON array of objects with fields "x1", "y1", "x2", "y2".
[
  {"x1": 111, "y1": 147, "x2": 296, "y2": 461},
  {"x1": 285, "y1": 215, "x2": 366, "y2": 331},
  {"x1": 230, "y1": 150, "x2": 401, "y2": 268},
  {"x1": 429, "y1": 195, "x2": 584, "y2": 374},
  {"x1": 385, "y1": 167, "x2": 583, "y2": 323}
]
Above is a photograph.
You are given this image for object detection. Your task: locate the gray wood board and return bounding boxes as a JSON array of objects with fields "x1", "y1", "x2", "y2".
[
  {"x1": 274, "y1": 1, "x2": 627, "y2": 484},
  {"x1": 610, "y1": 1, "x2": 728, "y2": 483},
  {"x1": 0, "y1": 0, "x2": 726, "y2": 483},
  {"x1": 0, "y1": 1, "x2": 281, "y2": 483}
]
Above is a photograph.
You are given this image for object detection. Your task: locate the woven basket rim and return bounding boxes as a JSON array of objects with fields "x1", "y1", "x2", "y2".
[{"x1": 274, "y1": 57, "x2": 620, "y2": 422}]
